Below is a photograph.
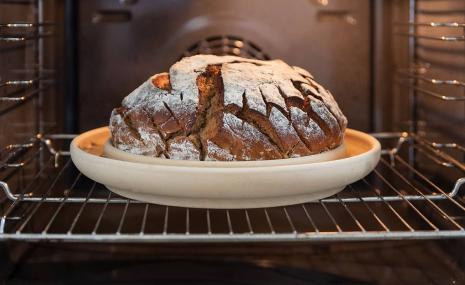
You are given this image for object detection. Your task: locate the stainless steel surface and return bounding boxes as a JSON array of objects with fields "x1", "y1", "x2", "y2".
[
  {"x1": 0, "y1": 0, "x2": 59, "y2": 163},
  {"x1": 393, "y1": 0, "x2": 465, "y2": 143},
  {"x1": 0, "y1": 132, "x2": 463, "y2": 242}
]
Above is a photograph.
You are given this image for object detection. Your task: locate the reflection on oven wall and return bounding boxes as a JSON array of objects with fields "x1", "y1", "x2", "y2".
[
  {"x1": 392, "y1": 0, "x2": 465, "y2": 143},
  {"x1": 78, "y1": 0, "x2": 371, "y2": 132},
  {"x1": 0, "y1": 1, "x2": 59, "y2": 159},
  {"x1": 414, "y1": 0, "x2": 465, "y2": 143}
]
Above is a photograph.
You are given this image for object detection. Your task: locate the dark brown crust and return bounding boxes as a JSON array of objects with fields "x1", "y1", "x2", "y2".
[
  {"x1": 194, "y1": 65, "x2": 222, "y2": 159},
  {"x1": 110, "y1": 61, "x2": 345, "y2": 161},
  {"x1": 199, "y1": 69, "x2": 282, "y2": 160}
]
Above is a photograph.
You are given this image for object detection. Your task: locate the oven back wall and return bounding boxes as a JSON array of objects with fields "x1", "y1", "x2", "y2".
[{"x1": 78, "y1": 0, "x2": 371, "y2": 132}]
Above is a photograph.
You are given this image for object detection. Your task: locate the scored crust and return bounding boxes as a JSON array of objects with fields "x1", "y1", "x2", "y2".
[{"x1": 110, "y1": 55, "x2": 347, "y2": 161}]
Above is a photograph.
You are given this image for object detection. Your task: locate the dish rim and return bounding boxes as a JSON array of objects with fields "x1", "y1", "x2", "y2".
[{"x1": 71, "y1": 127, "x2": 381, "y2": 170}]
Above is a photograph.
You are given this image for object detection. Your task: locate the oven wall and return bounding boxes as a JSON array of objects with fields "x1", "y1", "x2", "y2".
[
  {"x1": 77, "y1": 0, "x2": 372, "y2": 132},
  {"x1": 414, "y1": 0, "x2": 465, "y2": 143},
  {"x1": 0, "y1": 4, "x2": 40, "y2": 153},
  {"x1": 391, "y1": 0, "x2": 465, "y2": 143},
  {"x1": 0, "y1": 1, "x2": 62, "y2": 159}
]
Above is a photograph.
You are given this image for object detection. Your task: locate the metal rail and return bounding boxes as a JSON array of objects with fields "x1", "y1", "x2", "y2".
[
  {"x1": 396, "y1": 33, "x2": 465, "y2": 42},
  {"x1": 398, "y1": 71, "x2": 465, "y2": 88},
  {"x1": 0, "y1": 32, "x2": 53, "y2": 42},
  {"x1": 396, "y1": 22, "x2": 465, "y2": 28},
  {"x1": 0, "y1": 22, "x2": 53, "y2": 28},
  {"x1": 398, "y1": 82, "x2": 465, "y2": 101},
  {"x1": 0, "y1": 76, "x2": 46, "y2": 88}
]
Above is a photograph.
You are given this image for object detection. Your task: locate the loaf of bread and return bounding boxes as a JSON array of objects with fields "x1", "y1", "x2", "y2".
[{"x1": 109, "y1": 55, "x2": 347, "y2": 161}]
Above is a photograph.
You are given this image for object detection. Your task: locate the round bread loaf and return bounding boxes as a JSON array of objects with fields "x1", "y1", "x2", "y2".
[{"x1": 109, "y1": 55, "x2": 347, "y2": 161}]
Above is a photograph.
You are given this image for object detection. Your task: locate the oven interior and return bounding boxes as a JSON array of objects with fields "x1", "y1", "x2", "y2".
[{"x1": 0, "y1": 0, "x2": 464, "y2": 283}]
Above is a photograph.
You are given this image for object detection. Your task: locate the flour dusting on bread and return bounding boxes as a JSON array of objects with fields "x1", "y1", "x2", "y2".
[{"x1": 110, "y1": 55, "x2": 347, "y2": 161}]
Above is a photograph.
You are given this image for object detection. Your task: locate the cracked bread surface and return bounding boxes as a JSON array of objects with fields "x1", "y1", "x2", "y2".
[{"x1": 109, "y1": 55, "x2": 347, "y2": 161}]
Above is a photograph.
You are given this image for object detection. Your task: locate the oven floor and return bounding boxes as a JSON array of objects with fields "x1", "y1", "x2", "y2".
[{"x1": 1, "y1": 240, "x2": 464, "y2": 284}]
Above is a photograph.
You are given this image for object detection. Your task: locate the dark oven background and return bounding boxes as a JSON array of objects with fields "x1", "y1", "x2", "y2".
[{"x1": 77, "y1": 0, "x2": 372, "y2": 132}]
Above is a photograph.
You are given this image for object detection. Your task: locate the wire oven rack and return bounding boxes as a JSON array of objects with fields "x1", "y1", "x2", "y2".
[
  {"x1": 0, "y1": 132, "x2": 464, "y2": 242},
  {"x1": 0, "y1": 1, "x2": 464, "y2": 243}
]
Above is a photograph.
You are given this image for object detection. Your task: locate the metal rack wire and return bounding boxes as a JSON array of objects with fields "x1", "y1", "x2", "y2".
[
  {"x1": 396, "y1": 20, "x2": 465, "y2": 101},
  {"x1": 394, "y1": 0, "x2": 465, "y2": 149},
  {"x1": 0, "y1": 132, "x2": 463, "y2": 242},
  {"x1": 397, "y1": 70, "x2": 465, "y2": 101},
  {"x1": 0, "y1": 0, "x2": 55, "y2": 141}
]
